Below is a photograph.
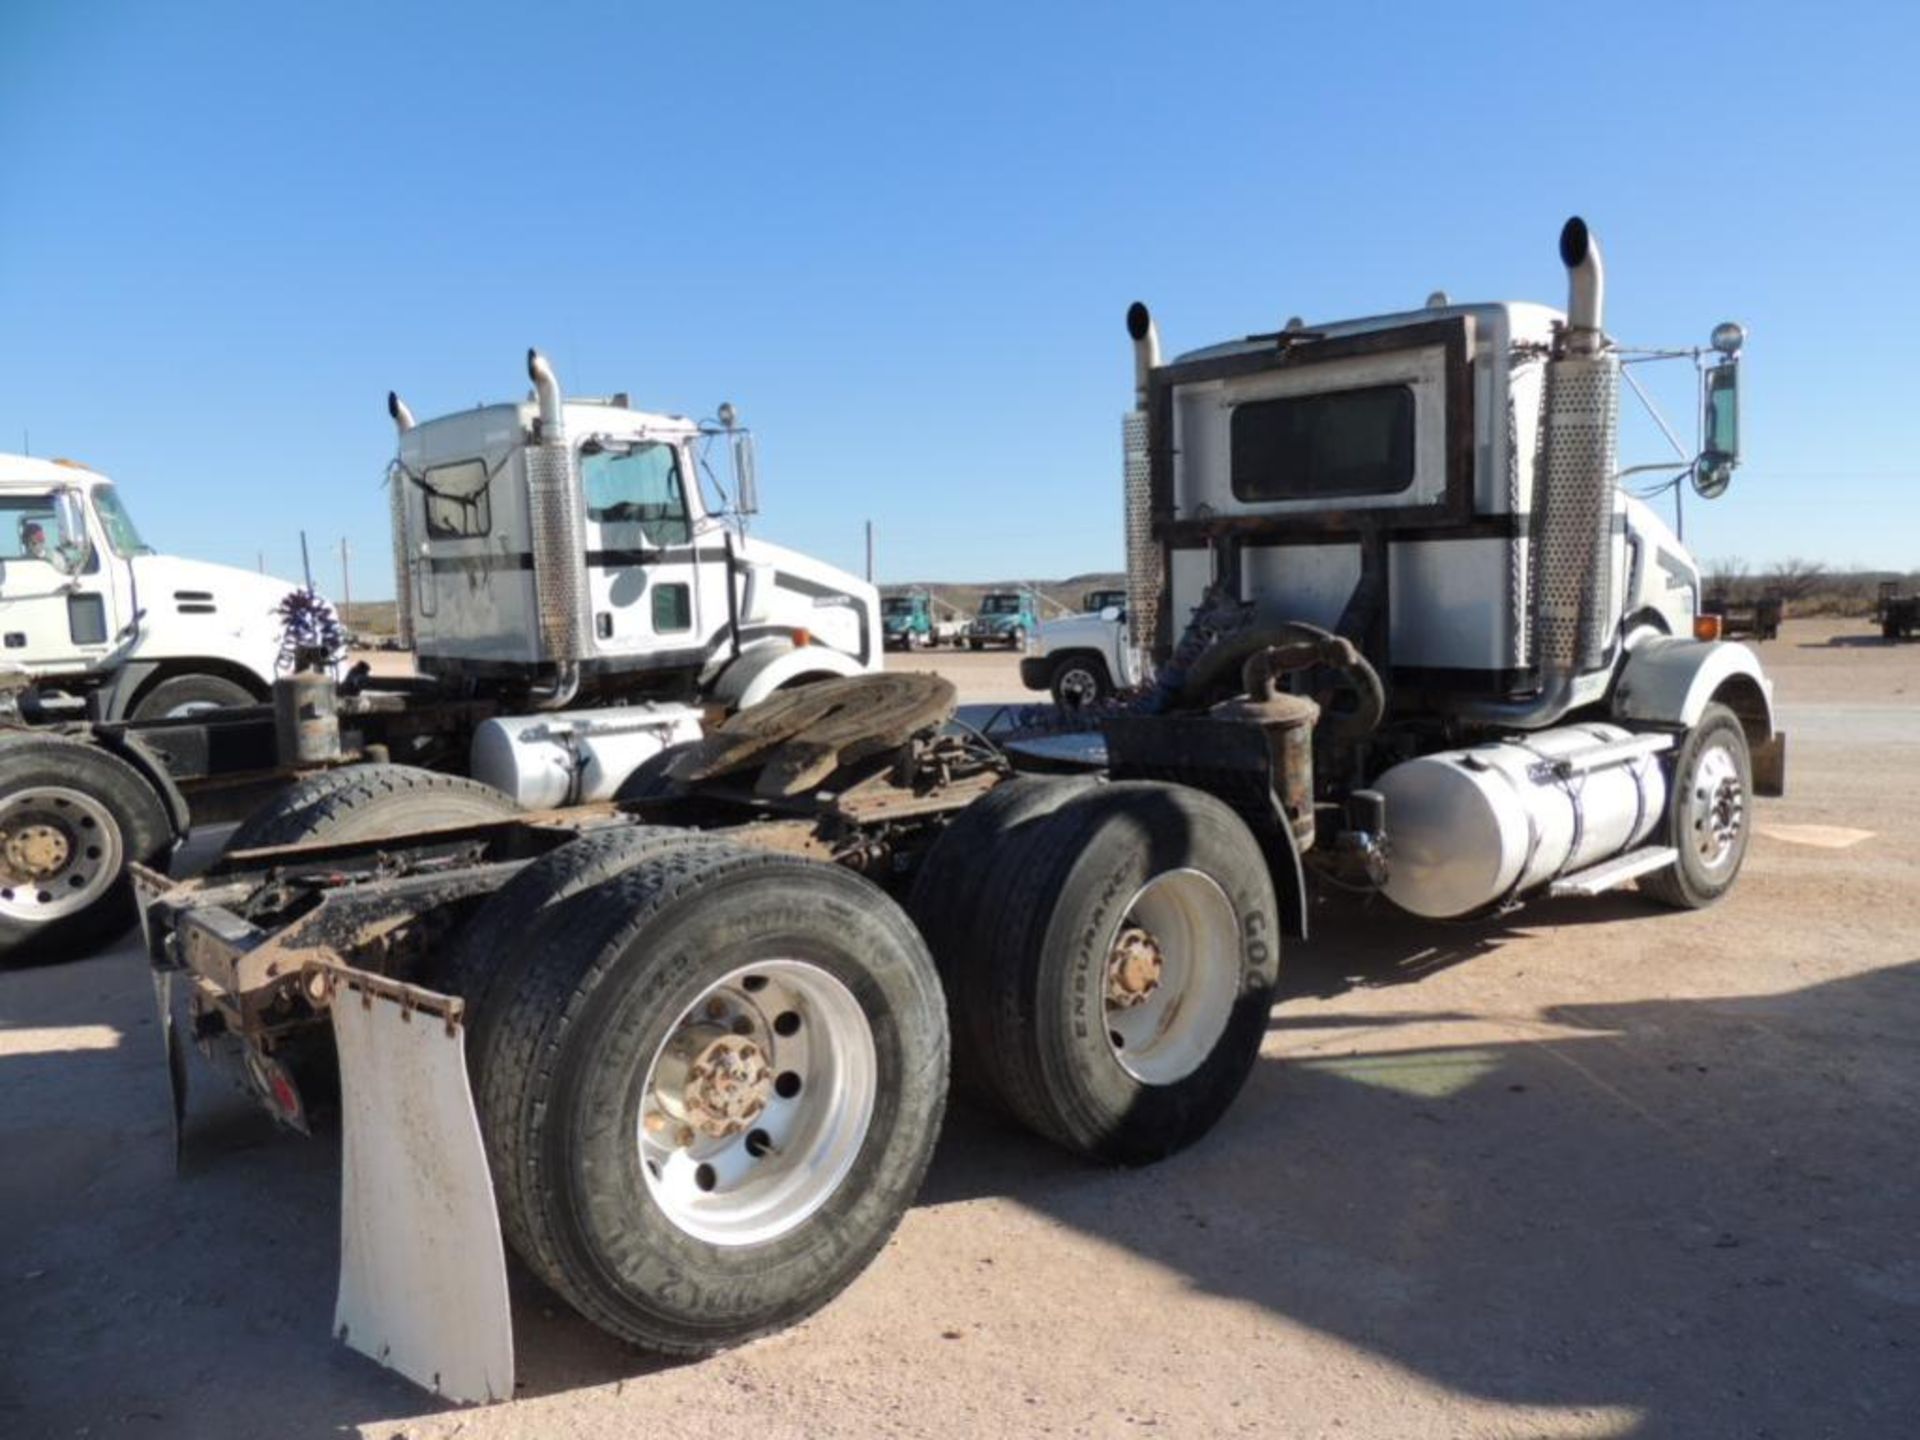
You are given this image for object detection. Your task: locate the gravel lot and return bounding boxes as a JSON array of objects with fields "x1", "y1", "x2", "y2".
[{"x1": 3, "y1": 618, "x2": 1915, "y2": 1439}]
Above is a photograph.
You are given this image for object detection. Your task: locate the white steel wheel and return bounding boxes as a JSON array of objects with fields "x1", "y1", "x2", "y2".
[
  {"x1": 1688, "y1": 740, "x2": 1746, "y2": 873},
  {"x1": 638, "y1": 959, "x2": 877, "y2": 1247},
  {"x1": 1101, "y1": 867, "x2": 1241, "y2": 1086},
  {"x1": 0, "y1": 785, "x2": 125, "y2": 923}
]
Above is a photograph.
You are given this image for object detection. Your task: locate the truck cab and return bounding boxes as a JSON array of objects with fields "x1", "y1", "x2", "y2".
[
  {"x1": 0, "y1": 456, "x2": 296, "y2": 720},
  {"x1": 389, "y1": 353, "x2": 879, "y2": 711},
  {"x1": 882, "y1": 592, "x2": 935, "y2": 650},
  {"x1": 964, "y1": 590, "x2": 1036, "y2": 651}
]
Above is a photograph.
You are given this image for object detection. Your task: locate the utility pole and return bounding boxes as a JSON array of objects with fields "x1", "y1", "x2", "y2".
[
  {"x1": 865, "y1": 520, "x2": 874, "y2": 583},
  {"x1": 340, "y1": 537, "x2": 352, "y2": 627}
]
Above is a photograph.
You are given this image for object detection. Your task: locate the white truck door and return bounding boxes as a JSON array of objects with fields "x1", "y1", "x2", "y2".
[
  {"x1": 578, "y1": 439, "x2": 705, "y2": 659},
  {"x1": 0, "y1": 488, "x2": 115, "y2": 676}
]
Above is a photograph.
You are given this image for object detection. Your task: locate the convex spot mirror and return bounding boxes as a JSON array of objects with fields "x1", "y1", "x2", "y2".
[
  {"x1": 1693, "y1": 360, "x2": 1740, "y2": 500},
  {"x1": 50, "y1": 489, "x2": 93, "y2": 575}
]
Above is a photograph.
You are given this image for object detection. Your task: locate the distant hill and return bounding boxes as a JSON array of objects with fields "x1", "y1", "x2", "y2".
[{"x1": 880, "y1": 573, "x2": 1127, "y2": 620}]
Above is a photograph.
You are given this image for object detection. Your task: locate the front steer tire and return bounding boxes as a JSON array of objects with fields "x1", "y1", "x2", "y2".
[
  {"x1": 1639, "y1": 703, "x2": 1754, "y2": 910},
  {"x1": 479, "y1": 847, "x2": 948, "y2": 1355}
]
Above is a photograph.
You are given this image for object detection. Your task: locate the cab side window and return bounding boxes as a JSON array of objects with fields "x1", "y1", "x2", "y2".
[
  {"x1": 581, "y1": 443, "x2": 691, "y2": 546},
  {"x1": 0, "y1": 493, "x2": 62, "y2": 564}
]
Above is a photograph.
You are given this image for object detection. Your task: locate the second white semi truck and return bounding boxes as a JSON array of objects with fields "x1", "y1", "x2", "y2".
[{"x1": 0, "y1": 352, "x2": 876, "y2": 959}]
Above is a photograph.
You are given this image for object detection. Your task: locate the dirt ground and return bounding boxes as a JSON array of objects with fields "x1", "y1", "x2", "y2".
[{"x1": 3, "y1": 618, "x2": 1916, "y2": 1439}]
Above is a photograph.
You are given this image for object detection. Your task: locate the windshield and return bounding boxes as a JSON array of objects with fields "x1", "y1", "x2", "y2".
[
  {"x1": 982, "y1": 594, "x2": 1022, "y2": 615},
  {"x1": 91, "y1": 484, "x2": 153, "y2": 557},
  {"x1": 883, "y1": 597, "x2": 916, "y2": 616}
]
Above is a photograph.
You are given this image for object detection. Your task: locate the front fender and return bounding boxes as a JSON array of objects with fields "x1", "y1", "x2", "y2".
[
  {"x1": 1611, "y1": 636, "x2": 1775, "y2": 742},
  {"x1": 715, "y1": 644, "x2": 867, "y2": 711}
]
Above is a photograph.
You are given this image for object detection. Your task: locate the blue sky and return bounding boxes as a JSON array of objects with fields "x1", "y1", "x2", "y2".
[{"x1": 3, "y1": 2, "x2": 1915, "y2": 596}]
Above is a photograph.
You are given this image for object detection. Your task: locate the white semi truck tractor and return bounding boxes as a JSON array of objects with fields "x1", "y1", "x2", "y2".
[
  {"x1": 135, "y1": 220, "x2": 1780, "y2": 1403},
  {"x1": 0, "y1": 351, "x2": 877, "y2": 960}
]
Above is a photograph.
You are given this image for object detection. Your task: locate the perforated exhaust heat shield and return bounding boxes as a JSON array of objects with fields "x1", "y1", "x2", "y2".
[
  {"x1": 1122, "y1": 410, "x2": 1160, "y2": 661},
  {"x1": 527, "y1": 442, "x2": 587, "y2": 664},
  {"x1": 1531, "y1": 353, "x2": 1619, "y2": 675}
]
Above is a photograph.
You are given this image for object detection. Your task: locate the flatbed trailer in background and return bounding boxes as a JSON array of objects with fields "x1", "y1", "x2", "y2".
[
  {"x1": 1877, "y1": 581, "x2": 1920, "y2": 640},
  {"x1": 1703, "y1": 591, "x2": 1784, "y2": 641}
]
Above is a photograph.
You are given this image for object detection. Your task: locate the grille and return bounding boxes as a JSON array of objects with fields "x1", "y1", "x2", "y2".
[
  {"x1": 526, "y1": 444, "x2": 586, "y2": 664},
  {"x1": 1530, "y1": 355, "x2": 1618, "y2": 674},
  {"x1": 1122, "y1": 410, "x2": 1159, "y2": 660}
]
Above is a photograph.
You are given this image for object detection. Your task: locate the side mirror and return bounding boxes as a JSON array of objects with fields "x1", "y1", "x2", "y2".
[
  {"x1": 1693, "y1": 360, "x2": 1740, "y2": 499},
  {"x1": 1100, "y1": 604, "x2": 1123, "y2": 623},
  {"x1": 732, "y1": 432, "x2": 759, "y2": 516},
  {"x1": 50, "y1": 488, "x2": 93, "y2": 576}
]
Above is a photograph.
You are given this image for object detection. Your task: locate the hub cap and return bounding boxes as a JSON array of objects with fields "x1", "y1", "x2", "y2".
[
  {"x1": 0, "y1": 785, "x2": 124, "y2": 923},
  {"x1": 638, "y1": 959, "x2": 876, "y2": 1246},
  {"x1": 1102, "y1": 869, "x2": 1240, "y2": 1086},
  {"x1": 1057, "y1": 666, "x2": 1101, "y2": 711},
  {"x1": 1689, "y1": 743, "x2": 1746, "y2": 871}
]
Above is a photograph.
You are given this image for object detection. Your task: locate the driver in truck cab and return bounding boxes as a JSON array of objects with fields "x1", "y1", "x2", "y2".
[{"x1": 20, "y1": 519, "x2": 48, "y2": 559}]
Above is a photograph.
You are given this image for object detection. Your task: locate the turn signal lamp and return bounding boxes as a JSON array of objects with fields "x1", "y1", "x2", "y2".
[
  {"x1": 792, "y1": 628, "x2": 812, "y2": 648},
  {"x1": 1694, "y1": 615, "x2": 1723, "y2": 641}
]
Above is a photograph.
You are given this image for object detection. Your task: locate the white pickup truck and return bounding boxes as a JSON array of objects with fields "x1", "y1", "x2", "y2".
[
  {"x1": 0, "y1": 455, "x2": 300, "y2": 720},
  {"x1": 1020, "y1": 593, "x2": 1134, "y2": 710}
]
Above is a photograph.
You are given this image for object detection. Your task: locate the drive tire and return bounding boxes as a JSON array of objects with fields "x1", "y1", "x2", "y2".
[
  {"x1": 963, "y1": 782, "x2": 1279, "y2": 1164},
  {"x1": 480, "y1": 848, "x2": 947, "y2": 1355},
  {"x1": 908, "y1": 776, "x2": 1097, "y2": 1102},
  {"x1": 227, "y1": 763, "x2": 520, "y2": 852},
  {"x1": 0, "y1": 735, "x2": 173, "y2": 964},
  {"x1": 128, "y1": 672, "x2": 257, "y2": 721},
  {"x1": 435, "y1": 825, "x2": 739, "y2": 1076},
  {"x1": 1639, "y1": 703, "x2": 1753, "y2": 910}
]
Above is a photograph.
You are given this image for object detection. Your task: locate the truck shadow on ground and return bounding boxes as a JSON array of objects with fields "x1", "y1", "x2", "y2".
[
  {"x1": 1795, "y1": 635, "x2": 1902, "y2": 649},
  {"x1": 922, "y1": 928, "x2": 1920, "y2": 1438},
  {"x1": 4, "y1": 924, "x2": 1916, "y2": 1438}
]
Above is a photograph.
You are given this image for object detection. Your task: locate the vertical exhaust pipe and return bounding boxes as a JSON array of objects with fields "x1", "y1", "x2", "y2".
[
  {"x1": 1558, "y1": 217, "x2": 1605, "y2": 355},
  {"x1": 524, "y1": 348, "x2": 583, "y2": 708},
  {"x1": 1460, "y1": 217, "x2": 1620, "y2": 728},
  {"x1": 386, "y1": 392, "x2": 416, "y2": 650},
  {"x1": 1122, "y1": 302, "x2": 1163, "y2": 664}
]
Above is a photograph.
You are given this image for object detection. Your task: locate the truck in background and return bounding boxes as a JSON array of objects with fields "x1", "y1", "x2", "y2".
[
  {"x1": 881, "y1": 589, "x2": 963, "y2": 649},
  {"x1": 0, "y1": 455, "x2": 303, "y2": 721},
  {"x1": 963, "y1": 588, "x2": 1037, "y2": 651},
  {"x1": 0, "y1": 351, "x2": 877, "y2": 961}
]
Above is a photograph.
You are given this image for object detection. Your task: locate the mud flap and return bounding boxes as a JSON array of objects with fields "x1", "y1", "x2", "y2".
[{"x1": 328, "y1": 975, "x2": 515, "y2": 1405}]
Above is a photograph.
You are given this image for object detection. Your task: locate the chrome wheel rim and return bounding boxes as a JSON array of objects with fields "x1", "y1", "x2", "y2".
[
  {"x1": 1689, "y1": 742, "x2": 1745, "y2": 871},
  {"x1": 638, "y1": 959, "x2": 876, "y2": 1246},
  {"x1": 0, "y1": 785, "x2": 124, "y2": 923},
  {"x1": 1102, "y1": 868, "x2": 1239, "y2": 1085}
]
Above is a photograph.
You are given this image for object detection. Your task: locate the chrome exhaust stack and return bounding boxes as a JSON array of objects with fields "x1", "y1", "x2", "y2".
[
  {"x1": 386, "y1": 392, "x2": 416, "y2": 650},
  {"x1": 1460, "y1": 217, "x2": 1621, "y2": 728},
  {"x1": 524, "y1": 348, "x2": 584, "y2": 709},
  {"x1": 1123, "y1": 302, "x2": 1164, "y2": 663}
]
